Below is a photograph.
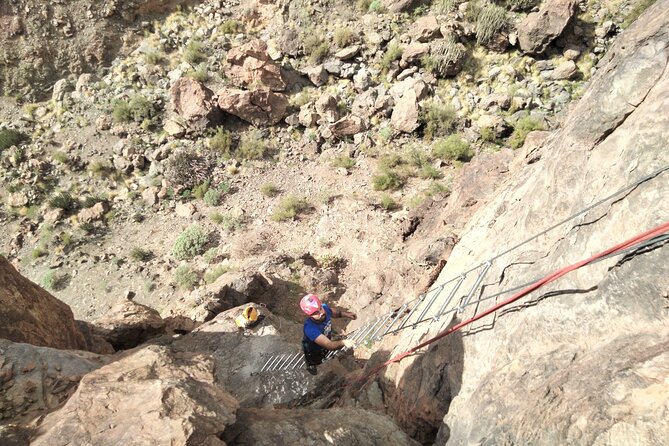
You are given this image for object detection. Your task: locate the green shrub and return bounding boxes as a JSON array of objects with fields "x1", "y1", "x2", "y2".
[
  {"x1": 220, "y1": 19, "x2": 242, "y2": 34},
  {"x1": 372, "y1": 169, "x2": 406, "y2": 191},
  {"x1": 303, "y1": 35, "x2": 330, "y2": 64},
  {"x1": 31, "y1": 245, "x2": 48, "y2": 259},
  {"x1": 219, "y1": 213, "x2": 245, "y2": 233},
  {"x1": 187, "y1": 64, "x2": 209, "y2": 82},
  {"x1": 203, "y1": 247, "x2": 219, "y2": 264},
  {"x1": 271, "y1": 196, "x2": 311, "y2": 222},
  {"x1": 82, "y1": 195, "x2": 105, "y2": 208},
  {"x1": 480, "y1": 127, "x2": 496, "y2": 142},
  {"x1": 130, "y1": 247, "x2": 152, "y2": 262},
  {"x1": 334, "y1": 27, "x2": 355, "y2": 48},
  {"x1": 184, "y1": 39, "x2": 206, "y2": 64},
  {"x1": 504, "y1": 0, "x2": 536, "y2": 11},
  {"x1": 174, "y1": 264, "x2": 198, "y2": 290},
  {"x1": 143, "y1": 49, "x2": 165, "y2": 65},
  {"x1": 422, "y1": 35, "x2": 465, "y2": 77},
  {"x1": 208, "y1": 127, "x2": 233, "y2": 157},
  {"x1": 192, "y1": 181, "x2": 210, "y2": 200},
  {"x1": 369, "y1": 0, "x2": 384, "y2": 12},
  {"x1": 238, "y1": 129, "x2": 269, "y2": 160},
  {"x1": 210, "y1": 212, "x2": 224, "y2": 224},
  {"x1": 476, "y1": 4, "x2": 507, "y2": 46},
  {"x1": 203, "y1": 183, "x2": 230, "y2": 206},
  {"x1": 406, "y1": 147, "x2": 431, "y2": 168},
  {"x1": 261, "y1": 183, "x2": 280, "y2": 197},
  {"x1": 434, "y1": 0, "x2": 461, "y2": 14},
  {"x1": 173, "y1": 224, "x2": 208, "y2": 260},
  {"x1": 433, "y1": 134, "x2": 473, "y2": 161},
  {"x1": 380, "y1": 42, "x2": 403, "y2": 71},
  {"x1": 41, "y1": 270, "x2": 69, "y2": 291},
  {"x1": 420, "y1": 165, "x2": 442, "y2": 179},
  {"x1": 88, "y1": 160, "x2": 109, "y2": 176},
  {"x1": 52, "y1": 151, "x2": 69, "y2": 164},
  {"x1": 421, "y1": 102, "x2": 458, "y2": 140},
  {"x1": 0, "y1": 129, "x2": 26, "y2": 152},
  {"x1": 204, "y1": 264, "x2": 231, "y2": 284},
  {"x1": 332, "y1": 156, "x2": 356, "y2": 169},
  {"x1": 380, "y1": 193, "x2": 399, "y2": 211},
  {"x1": 112, "y1": 96, "x2": 158, "y2": 124},
  {"x1": 49, "y1": 192, "x2": 77, "y2": 212},
  {"x1": 509, "y1": 116, "x2": 544, "y2": 149}
]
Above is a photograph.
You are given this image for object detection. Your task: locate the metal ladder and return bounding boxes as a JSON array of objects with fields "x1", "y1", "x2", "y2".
[{"x1": 256, "y1": 260, "x2": 494, "y2": 374}]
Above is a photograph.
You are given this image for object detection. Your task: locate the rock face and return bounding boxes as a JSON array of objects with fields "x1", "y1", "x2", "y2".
[
  {"x1": 518, "y1": 0, "x2": 579, "y2": 54},
  {"x1": 0, "y1": 339, "x2": 107, "y2": 423},
  {"x1": 377, "y1": 2, "x2": 669, "y2": 444},
  {"x1": 32, "y1": 345, "x2": 239, "y2": 446},
  {"x1": 0, "y1": 257, "x2": 88, "y2": 351},
  {"x1": 222, "y1": 408, "x2": 420, "y2": 445},
  {"x1": 217, "y1": 87, "x2": 289, "y2": 125}
]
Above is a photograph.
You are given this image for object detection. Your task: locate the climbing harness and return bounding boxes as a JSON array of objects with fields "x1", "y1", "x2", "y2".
[{"x1": 255, "y1": 164, "x2": 669, "y2": 376}]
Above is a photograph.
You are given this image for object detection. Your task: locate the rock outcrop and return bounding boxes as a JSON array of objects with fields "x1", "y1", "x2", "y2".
[
  {"x1": 371, "y1": 2, "x2": 669, "y2": 444},
  {"x1": 91, "y1": 300, "x2": 166, "y2": 350},
  {"x1": 518, "y1": 0, "x2": 579, "y2": 54},
  {"x1": 217, "y1": 87, "x2": 289, "y2": 126},
  {"x1": 0, "y1": 257, "x2": 87, "y2": 351},
  {"x1": 168, "y1": 77, "x2": 222, "y2": 131}
]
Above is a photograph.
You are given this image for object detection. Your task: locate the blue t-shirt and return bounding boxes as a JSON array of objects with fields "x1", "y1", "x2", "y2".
[{"x1": 303, "y1": 304, "x2": 333, "y2": 351}]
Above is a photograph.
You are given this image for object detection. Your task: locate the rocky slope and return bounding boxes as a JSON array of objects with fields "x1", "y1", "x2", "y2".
[
  {"x1": 355, "y1": 1, "x2": 669, "y2": 444},
  {"x1": 0, "y1": 0, "x2": 665, "y2": 444}
]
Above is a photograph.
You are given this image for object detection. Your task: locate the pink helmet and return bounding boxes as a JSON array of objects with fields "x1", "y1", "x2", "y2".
[{"x1": 300, "y1": 294, "x2": 322, "y2": 315}]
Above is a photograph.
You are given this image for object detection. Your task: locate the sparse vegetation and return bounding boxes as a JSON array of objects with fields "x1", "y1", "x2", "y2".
[
  {"x1": 218, "y1": 213, "x2": 245, "y2": 233},
  {"x1": 380, "y1": 42, "x2": 403, "y2": 71},
  {"x1": 379, "y1": 193, "x2": 399, "y2": 211},
  {"x1": 509, "y1": 116, "x2": 544, "y2": 149},
  {"x1": 0, "y1": 129, "x2": 26, "y2": 152},
  {"x1": 434, "y1": 0, "x2": 461, "y2": 14},
  {"x1": 204, "y1": 182, "x2": 231, "y2": 206},
  {"x1": 112, "y1": 96, "x2": 158, "y2": 124},
  {"x1": 433, "y1": 134, "x2": 473, "y2": 161},
  {"x1": 208, "y1": 127, "x2": 233, "y2": 157},
  {"x1": 174, "y1": 264, "x2": 198, "y2": 290},
  {"x1": 422, "y1": 35, "x2": 465, "y2": 77},
  {"x1": 272, "y1": 196, "x2": 311, "y2": 221},
  {"x1": 173, "y1": 224, "x2": 208, "y2": 260},
  {"x1": 49, "y1": 192, "x2": 77, "y2": 212},
  {"x1": 130, "y1": 247, "x2": 152, "y2": 262},
  {"x1": 187, "y1": 64, "x2": 209, "y2": 82},
  {"x1": 332, "y1": 156, "x2": 356, "y2": 170},
  {"x1": 220, "y1": 19, "x2": 242, "y2": 34},
  {"x1": 41, "y1": 270, "x2": 69, "y2": 291},
  {"x1": 204, "y1": 264, "x2": 231, "y2": 284},
  {"x1": 421, "y1": 102, "x2": 458, "y2": 140},
  {"x1": 303, "y1": 34, "x2": 330, "y2": 63},
  {"x1": 372, "y1": 169, "x2": 406, "y2": 191},
  {"x1": 237, "y1": 129, "x2": 270, "y2": 160},
  {"x1": 184, "y1": 39, "x2": 206, "y2": 64},
  {"x1": 164, "y1": 150, "x2": 214, "y2": 189},
  {"x1": 261, "y1": 183, "x2": 280, "y2": 197},
  {"x1": 475, "y1": 3, "x2": 507, "y2": 46},
  {"x1": 334, "y1": 27, "x2": 355, "y2": 48}
]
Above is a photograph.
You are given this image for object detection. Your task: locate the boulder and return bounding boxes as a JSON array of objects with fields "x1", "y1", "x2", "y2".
[
  {"x1": 518, "y1": 0, "x2": 579, "y2": 54},
  {"x1": 6, "y1": 192, "x2": 28, "y2": 208},
  {"x1": 410, "y1": 16, "x2": 442, "y2": 42},
  {"x1": 315, "y1": 93, "x2": 340, "y2": 123},
  {"x1": 168, "y1": 78, "x2": 222, "y2": 131},
  {"x1": 351, "y1": 88, "x2": 379, "y2": 119},
  {"x1": 226, "y1": 39, "x2": 287, "y2": 91},
  {"x1": 334, "y1": 45, "x2": 360, "y2": 60},
  {"x1": 91, "y1": 300, "x2": 166, "y2": 350},
  {"x1": 551, "y1": 60, "x2": 578, "y2": 80},
  {"x1": 298, "y1": 106, "x2": 319, "y2": 127},
  {"x1": 31, "y1": 345, "x2": 238, "y2": 446},
  {"x1": 77, "y1": 202, "x2": 110, "y2": 224},
  {"x1": 400, "y1": 42, "x2": 430, "y2": 67},
  {"x1": 0, "y1": 257, "x2": 88, "y2": 351},
  {"x1": 304, "y1": 64, "x2": 328, "y2": 86},
  {"x1": 329, "y1": 115, "x2": 367, "y2": 138},
  {"x1": 383, "y1": 0, "x2": 417, "y2": 12},
  {"x1": 0, "y1": 339, "x2": 107, "y2": 423},
  {"x1": 391, "y1": 89, "x2": 420, "y2": 133},
  {"x1": 217, "y1": 87, "x2": 289, "y2": 126},
  {"x1": 388, "y1": 77, "x2": 429, "y2": 101}
]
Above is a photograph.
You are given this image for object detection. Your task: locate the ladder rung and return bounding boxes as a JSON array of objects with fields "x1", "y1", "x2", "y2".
[
  {"x1": 369, "y1": 312, "x2": 394, "y2": 340},
  {"x1": 434, "y1": 275, "x2": 465, "y2": 321},
  {"x1": 458, "y1": 261, "x2": 492, "y2": 313},
  {"x1": 397, "y1": 295, "x2": 426, "y2": 332},
  {"x1": 414, "y1": 286, "x2": 442, "y2": 328},
  {"x1": 382, "y1": 303, "x2": 408, "y2": 336}
]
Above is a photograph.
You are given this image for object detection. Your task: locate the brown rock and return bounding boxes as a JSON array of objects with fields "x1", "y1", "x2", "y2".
[
  {"x1": 175, "y1": 202, "x2": 196, "y2": 217},
  {"x1": 400, "y1": 42, "x2": 430, "y2": 67},
  {"x1": 334, "y1": 45, "x2": 361, "y2": 60},
  {"x1": 315, "y1": 93, "x2": 340, "y2": 123},
  {"x1": 383, "y1": 0, "x2": 417, "y2": 12},
  {"x1": 142, "y1": 187, "x2": 159, "y2": 206},
  {"x1": 168, "y1": 78, "x2": 222, "y2": 132},
  {"x1": 77, "y1": 202, "x2": 110, "y2": 224},
  {"x1": 92, "y1": 300, "x2": 166, "y2": 350},
  {"x1": 0, "y1": 257, "x2": 88, "y2": 350},
  {"x1": 226, "y1": 39, "x2": 287, "y2": 91},
  {"x1": 518, "y1": 0, "x2": 579, "y2": 54},
  {"x1": 6, "y1": 192, "x2": 28, "y2": 208},
  {"x1": 411, "y1": 16, "x2": 442, "y2": 42},
  {"x1": 329, "y1": 115, "x2": 367, "y2": 138},
  {"x1": 304, "y1": 64, "x2": 328, "y2": 86},
  {"x1": 32, "y1": 346, "x2": 238, "y2": 446},
  {"x1": 298, "y1": 106, "x2": 319, "y2": 127},
  {"x1": 391, "y1": 89, "x2": 420, "y2": 133},
  {"x1": 551, "y1": 60, "x2": 578, "y2": 80},
  {"x1": 217, "y1": 87, "x2": 289, "y2": 126}
]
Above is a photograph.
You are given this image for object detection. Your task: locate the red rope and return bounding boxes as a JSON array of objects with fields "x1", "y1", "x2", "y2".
[{"x1": 357, "y1": 221, "x2": 669, "y2": 382}]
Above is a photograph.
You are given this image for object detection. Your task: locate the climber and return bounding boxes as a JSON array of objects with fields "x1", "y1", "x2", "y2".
[{"x1": 300, "y1": 293, "x2": 357, "y2": 375}]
